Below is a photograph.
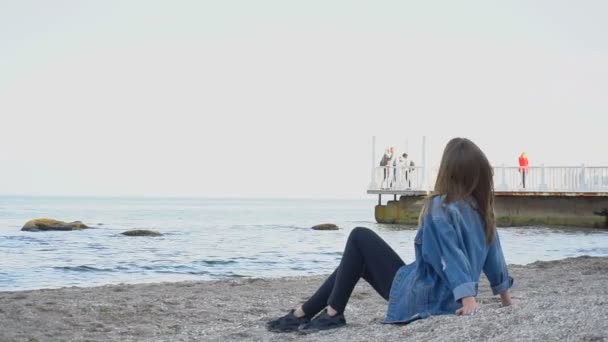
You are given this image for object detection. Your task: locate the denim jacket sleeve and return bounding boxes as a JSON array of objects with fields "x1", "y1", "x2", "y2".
[
  {"x1": 482, "y1": 232, "x2": 514, "y2": 295},
  {"x1": 421, "y1": 216, "x2": 477, "y2": 302}
]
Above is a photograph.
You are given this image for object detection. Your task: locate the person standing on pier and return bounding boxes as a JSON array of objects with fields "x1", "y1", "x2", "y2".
[
  {"x1": 380, "y1": 148, "x2": 392, "y2": 189},
  {"x1": 519, "y1": 152, "x2": 529, "y2": 189},
  {"x1": 389, "y1": 146, "x2": 399, "y2": 189},
  {"x1": 388, "y1": 146, "x2": 397, "y2": 188},
  {"x1": 408, "y1": 160, "x2": 416, "y2": 188},
  {"x1": 267, "y1": 138, "x2": 514, "y2": 333},
  {"x1": 397, "y1": 153, "x2": 409, "y2": 188}
]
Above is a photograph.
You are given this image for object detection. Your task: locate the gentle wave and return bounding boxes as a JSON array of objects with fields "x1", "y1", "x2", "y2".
[
  {"x1": 197, "y1": 260, "x2": 238, "y2": 266},
  {"x1": 576, "y1": 247, "x2": 608, "y2": 254},
  {"x1": 54, "y1": 266, "x2": 114, "y2": 272}
]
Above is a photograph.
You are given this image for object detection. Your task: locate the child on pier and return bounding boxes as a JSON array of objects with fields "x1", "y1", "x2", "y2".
[{"x1": 267, "y1": 138, "x2": 514, "y2": 333}]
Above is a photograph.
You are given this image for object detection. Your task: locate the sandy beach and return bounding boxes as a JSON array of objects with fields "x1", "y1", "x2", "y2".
[{"x1": 1, "y1": 256, "x2": 606, "y2": 342}]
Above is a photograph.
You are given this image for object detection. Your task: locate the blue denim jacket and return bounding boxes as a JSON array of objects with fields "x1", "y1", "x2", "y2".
[{"x1": 384, "y1": 196, "x2": 513, "y2": 323}]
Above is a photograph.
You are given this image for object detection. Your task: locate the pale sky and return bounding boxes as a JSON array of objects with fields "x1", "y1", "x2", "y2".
[{"x1": 1, "y1": 0, "x2": 607, "y2": 198}]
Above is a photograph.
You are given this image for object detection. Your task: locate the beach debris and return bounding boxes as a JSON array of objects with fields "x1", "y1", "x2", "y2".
[
  {"x1": 311, "y1": 223, "x2": 339, "y2": 231},
  {"x1": 21, "y1": 218, "x2": 89, "y2": 232},
  {"x1": 121, "y1": 229, "x2": 163, "y2": 237}
]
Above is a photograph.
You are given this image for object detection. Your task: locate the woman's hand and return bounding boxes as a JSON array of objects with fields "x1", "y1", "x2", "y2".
[{"x1": 456, "y1": 296, "x2": 479, "y2": 316}]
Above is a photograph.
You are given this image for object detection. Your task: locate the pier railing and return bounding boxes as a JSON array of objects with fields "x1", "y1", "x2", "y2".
[
  {"x1": 493, "y1": 166, "x2": 608, "y2": 193},
  {"x1": 369, "y1": 166, "x2": 425, "y2": 191},
  {"x1": 368, "y1": 165, "x2": 608, "y2": 193}
]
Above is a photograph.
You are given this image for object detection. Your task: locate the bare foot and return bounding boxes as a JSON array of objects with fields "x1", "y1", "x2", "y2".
[
  {"x1": 327, "y1": 306, "x2": 338, "y2": 317},
  {"x1": 294, "y1": 306, "x2": 306, "y2": 318}
]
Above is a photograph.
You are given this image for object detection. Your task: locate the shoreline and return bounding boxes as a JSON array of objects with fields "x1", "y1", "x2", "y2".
[{"x1": 1, "y1": 256, "x2": 607, "y2": 341}]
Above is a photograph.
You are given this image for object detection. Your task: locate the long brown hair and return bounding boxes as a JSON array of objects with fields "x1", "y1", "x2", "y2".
[{"x1": 426, "y1": 138, "x2": 496, "y2": 244}]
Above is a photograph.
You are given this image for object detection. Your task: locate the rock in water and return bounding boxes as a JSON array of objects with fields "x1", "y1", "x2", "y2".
[
  {"x1": 21, "y1": 219, "x2": 89, "y2": 232},
  {"x1": 311, "y1": 223, "x2": 339, "y2": 231},
  {"x1": 121, "y1": 229, "x2": 163, "y2": 237}
]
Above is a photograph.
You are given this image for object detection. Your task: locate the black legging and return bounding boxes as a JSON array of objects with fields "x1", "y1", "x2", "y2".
[{"x1": 301, "y1": 227, "x2": 405, "y2": 317}]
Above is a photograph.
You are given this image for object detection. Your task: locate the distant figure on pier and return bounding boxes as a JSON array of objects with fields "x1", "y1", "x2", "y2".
[
  {"x1": 519, "y1": 152, "x2": 529, "y2": 189},
  {"x1": 397, "y1": 153, "x2": 409, "y2": 188},
  {"x1": 408, "y1": 160, "x2": 416, "y2": 188},
  {"x1": 389, "y1": 147, "x2": 399, "y2": 188},
  {"x1": 380, "y1": 148, "x2": 392, "y2": 189}
]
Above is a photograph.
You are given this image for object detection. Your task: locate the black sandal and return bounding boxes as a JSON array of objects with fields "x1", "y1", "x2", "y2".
[
  {"x1": 298, "y1": 309, "x2": 346, "y2": 333},
  {"x1": 266, "y1": 309, "x2": 310, "y2": 333}
]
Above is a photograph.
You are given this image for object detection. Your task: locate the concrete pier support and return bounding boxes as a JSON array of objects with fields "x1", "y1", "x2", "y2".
[
  {"x1": 494, "y1": 193, "x2": 608, "y2": 228},
  {"x1": 375, "y1": 195, "x2": 426, "y2": 225},
  {"x1": 374, "y1": 193, "x2": 608, "y2": 228}
]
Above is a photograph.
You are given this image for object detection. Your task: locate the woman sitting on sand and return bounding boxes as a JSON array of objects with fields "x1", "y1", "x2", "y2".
[{"x1": 267, "y1": 137, "x2": 514, "y2": 333}]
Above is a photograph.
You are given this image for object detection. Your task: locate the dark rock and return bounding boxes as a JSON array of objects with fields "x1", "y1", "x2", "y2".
[
  {"x1": 21, "y1": 219, "x2": 89, "y2": 232},
  {"x1": 121, "y1": 229, "x2": 163, "y2": 237},
  {"x1": 311, "y1": 223, "x2": 339, "y2": 231}
]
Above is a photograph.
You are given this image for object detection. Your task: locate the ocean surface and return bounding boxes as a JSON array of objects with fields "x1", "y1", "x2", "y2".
[{"x1": 1, "y1": 196, "x2": 607, "y2": 292}]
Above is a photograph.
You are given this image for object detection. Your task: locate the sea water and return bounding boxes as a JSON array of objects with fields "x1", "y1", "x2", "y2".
[{"x1": 1, "y1": 196, "x2": 607, "y2": 291}]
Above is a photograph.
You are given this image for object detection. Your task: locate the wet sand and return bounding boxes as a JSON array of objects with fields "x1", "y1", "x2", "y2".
[{"x1": 0, "y1": 256, "x2": 607, "y2": 342}]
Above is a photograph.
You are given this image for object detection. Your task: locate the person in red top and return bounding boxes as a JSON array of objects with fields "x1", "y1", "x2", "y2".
[{"x1": 518, "y1": 152, "x2": 529, "y2": 189}]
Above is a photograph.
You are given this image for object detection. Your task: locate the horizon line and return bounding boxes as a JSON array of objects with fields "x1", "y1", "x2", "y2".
[{"x1": 0, "y1": 193, "x2": 375, "y2": 201}]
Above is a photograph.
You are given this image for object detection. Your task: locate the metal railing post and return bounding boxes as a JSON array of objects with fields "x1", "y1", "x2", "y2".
[
  {"x1": 580, "y1": 163, "x2": 586, "y2": 191},
  {"x1": 499, "y1": 164, "x2": 506, "y2": 190},
  {"x1": 540, "y1": 164, "x2": 547, "y2": 191}
]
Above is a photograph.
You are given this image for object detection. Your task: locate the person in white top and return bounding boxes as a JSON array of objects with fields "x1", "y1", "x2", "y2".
[
  {"x1": 396, "y1": 153, "x2": 408, "y2": 189},
  {"x1": 388, "y1": 147, "x2": 397, "y2": 188}
]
